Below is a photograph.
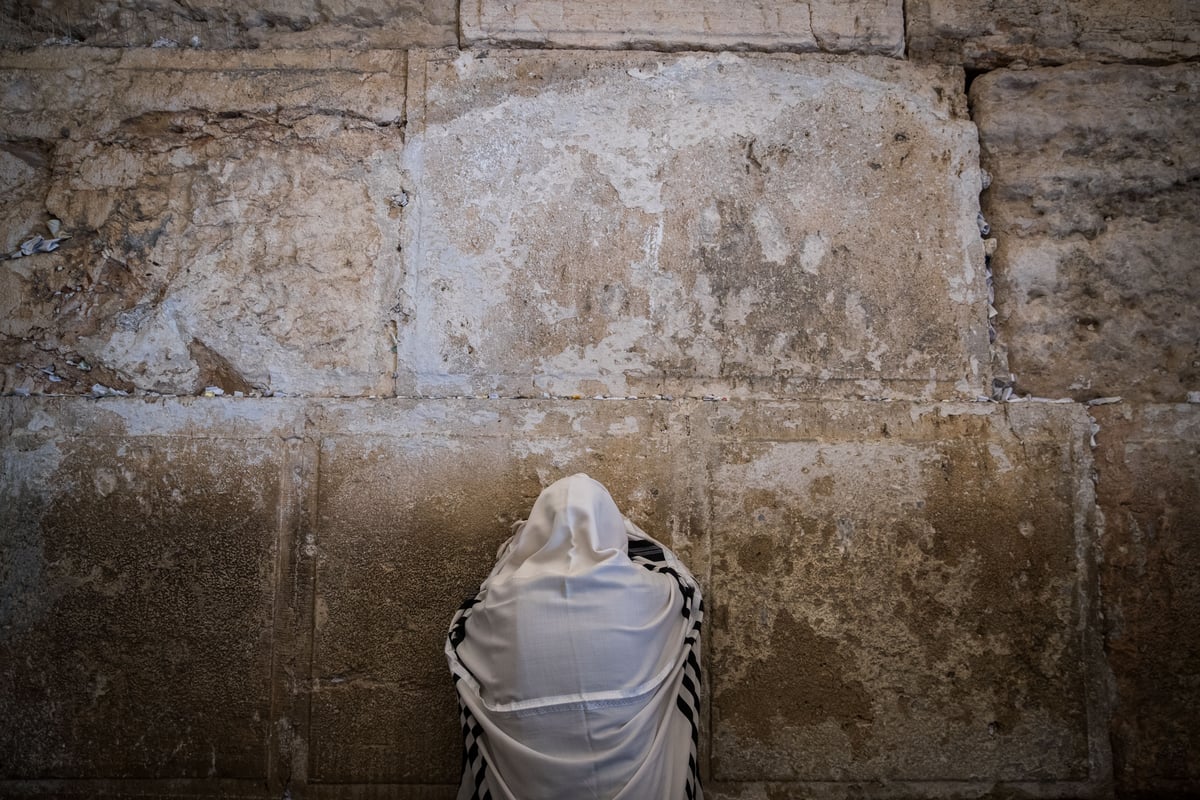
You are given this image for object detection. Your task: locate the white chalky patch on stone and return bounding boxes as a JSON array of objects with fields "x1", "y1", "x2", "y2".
[{"x1": 751, "y1": 204, "x2": 791, "y2": 265}]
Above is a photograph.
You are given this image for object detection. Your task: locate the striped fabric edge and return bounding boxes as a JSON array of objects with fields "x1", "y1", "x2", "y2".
[
  {"x1": 448, "y1": 594, "x2": 493, "y2": 800},
  {"x1": 629, "y1": 540, "x2": 704, "y2": 800}
]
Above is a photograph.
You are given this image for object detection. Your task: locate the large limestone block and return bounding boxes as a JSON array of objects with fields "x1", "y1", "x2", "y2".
[
  {"x1": 0, "y1": 49, "x2": 406, "y2": 397},
  {"x1": 1092, "y1": 403, "x2": 1200, "y2": 795},
  {"x1": 461, "y1": 0, "x2": 904, "y2": 55},
  {"x1": 974, "y1": 64, "x2": 1200, "y2": 403},
  {"x1": 0, "y1": 397, "x2": 298, "y2": 780},
  {"x1": 908, "y1": 0, "x2": 1200, "y2": 67},
  {"x1": 0, "y1": 0, "x2": 456, "y2": 49},
  {"x1": 403, "y1": 51, "x2": 987, "y2": 401},
  {"x1": 308, "y1": 399, "x2": 689, "y2": 784},
  {"x1": 705, "y1": 401, "x2": 1095, "y2": 783}
]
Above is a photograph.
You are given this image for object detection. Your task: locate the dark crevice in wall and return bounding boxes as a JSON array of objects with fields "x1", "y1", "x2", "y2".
[{"x1": 963, "y1": 66, "x2": 987, "y2": 96}]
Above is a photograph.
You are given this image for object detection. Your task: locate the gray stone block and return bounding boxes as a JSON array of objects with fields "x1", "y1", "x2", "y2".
[
  {"x1": 0, "y1": 400, "x2": 284, "y2": 779},
  {"x1": 0, "y1": 1, "x2": 456, "y2": 50},
  {"x1": 461, "y1": 0, "x2": 904, "y2": 55},
  {"x1": 704, "y1": 401, "x2": 1094, "y2": 782},
  {"x1": 1093, "y1": 403, "x2": 1200, "y2": 794},
  {"x1": 0, "y1": 49, "x2": 406, "y2": 397},
  {"x1": 403, "y1": 51, "x2": 987, "y2": 400},
  {"x1": 908, "y1": 0, "x2": 1200, "y2": 67},
  {"x1": 975, "y1": 63, "x2": 1200, "y2": 403}
]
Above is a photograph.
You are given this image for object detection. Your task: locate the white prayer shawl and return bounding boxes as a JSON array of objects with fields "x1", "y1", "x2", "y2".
[{"x1": 446, "y1": 474, "x2": 703, "y2": 800}]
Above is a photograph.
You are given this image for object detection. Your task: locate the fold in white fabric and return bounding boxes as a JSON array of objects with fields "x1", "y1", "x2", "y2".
[{"x1": 446, "y1": 473, "x2": 704, "y2": 800}]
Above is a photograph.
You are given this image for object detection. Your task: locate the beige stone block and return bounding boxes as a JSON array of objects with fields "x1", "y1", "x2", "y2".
[
  {"x1": 908, "y1": 0, "x2": 1200, "y2": 67},
  {"x1": 974, "y1": 64, "x2": 1200, "y2": 403},
  {"x1": 0, "y1": 1, "x2": 456, "y2": 49},
  {"x1": 308, "y1": 399, "x2": 689, "y2": 784},
  {"x1": 0, "y1": 399, "x2": 285, "y2": 780},
  {"x1": 1093, "y1": 403, "x2": 1200, "y2": 794},
  {"x1": 705, "y1": 401, "x2": 1093, "y2": 782},
  {"x1": 403, "y1": 51, "x2": 987, "y2": 401},
  {"x1": 461, "y1": 0, "x2": 903, "y2": 55},
  {"x1": 0, "y1": 49, "x2": 406, "y2": 397}
]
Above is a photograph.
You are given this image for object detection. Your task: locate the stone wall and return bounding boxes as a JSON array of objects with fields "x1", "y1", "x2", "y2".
[{"x1": 1, "y1": 2, "x2": 1197, "y2": 799}]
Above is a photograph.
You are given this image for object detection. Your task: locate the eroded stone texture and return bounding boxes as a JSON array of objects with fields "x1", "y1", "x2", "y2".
[
  {"x1": 461, "y1": 0, "x2": 904, "y2": 55},
  {"x1": 705, "y1": 401, "x2": 1093, "y2": 782},
  {"x1": 974, "y1": 63, "x2": 1200, "y2": 403},
  {"x1": 309, "y1": 399, "x2": 688, "y2": 784},
  {"x1": 0, "y1": 397, "x2": 291, "y2": 780},
  {"x1": 0, "y1": 0, "x2": 456, "y2": 50},
  {"x1": 908, "y1": 0, "x2": 1200, "y2": 67},
  {"x1": 1093, "y1": 404, "x2": 1200, "y2": 796},
  {"x1": 403, "y1": 51, "x2": 987, "y2": 400},
  {"x1": 0, "y1": 49, "x2": 405, "y2": 397}
]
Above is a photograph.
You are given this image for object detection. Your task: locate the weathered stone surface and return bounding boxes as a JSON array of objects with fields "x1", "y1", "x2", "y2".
[
  {"x1": 908, "y1": 0, "x2": 1200, "y2": 67},
  {"x1": 974, "y1": 63, "x2": 1200, "y2": 403},
  {"x1": 705, "y1": 401, "x2": 1093, "y2": 782},
  {"x1": 0, "y1": 49, "x2": 405, "y2": 397},
  {"x1": 308, "y1": 399, "x2": 688, "y2": 784},
  {"x1": 0, "y1": 397, "x2": 292, "y2": 780},
  {"x1": 461, "y1": 0, "x2": 904, "y2": 56},
  {"x1": 403, "y1": 50, "x2": 987, "y2": 400},
  {"x1": 1092, "y1": 403, "x2": 1200, "y2": 796},
  {"x1": 0, "y1": 0, "x2": 456, "y2": 50},
  {"x1": 1, "y1": 394, "x2": 1147, "y2": 796}
]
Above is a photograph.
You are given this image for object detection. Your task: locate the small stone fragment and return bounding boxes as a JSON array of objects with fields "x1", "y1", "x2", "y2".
[
  {"x1": 90, "y1": 384, "x2": 126, "y2": 397},
  {"x1": 992, "y1": 375, "x2": 1016, "y2": 402}
]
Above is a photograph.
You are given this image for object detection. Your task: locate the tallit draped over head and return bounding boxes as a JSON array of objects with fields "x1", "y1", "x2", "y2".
[{"x1": 446, "y1": 473, "x2": 703, "y2": 800}]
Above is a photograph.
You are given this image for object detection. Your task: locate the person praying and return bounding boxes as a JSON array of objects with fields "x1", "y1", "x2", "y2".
[{"x1": 446, "y1": 473, "x2": 704, "y2": 800}]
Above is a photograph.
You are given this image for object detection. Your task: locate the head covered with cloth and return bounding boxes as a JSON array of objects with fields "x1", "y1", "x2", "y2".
[{"x1": 446, "y1": 473, "x2": 704, "y2": 800}]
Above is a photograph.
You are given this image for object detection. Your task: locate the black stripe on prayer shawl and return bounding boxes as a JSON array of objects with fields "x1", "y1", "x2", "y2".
[
  {"x1": 631, "y1": 538, "x2": 704, "y2": 799},
  {"x1": 627, "y1": 538, "x2": 666, "y2": 561},
  {"x1": 449, "y1": 601, "x2": 485, "y2": 688},
  {"x1": 449, "y1": 589, "x2": 495, "y2": 800}
]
